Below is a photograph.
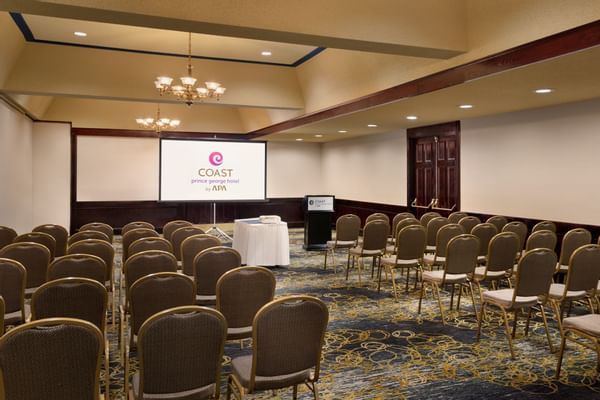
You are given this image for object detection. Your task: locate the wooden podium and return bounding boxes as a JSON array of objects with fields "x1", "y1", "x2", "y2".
[{"x1": 303, "y1": 195, "x2": 334, "y2": 250}]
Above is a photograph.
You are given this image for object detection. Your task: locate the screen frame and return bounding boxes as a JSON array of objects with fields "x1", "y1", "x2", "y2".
[{"x1": 158, "y1": 137, "x2": 268, "y2": 203}]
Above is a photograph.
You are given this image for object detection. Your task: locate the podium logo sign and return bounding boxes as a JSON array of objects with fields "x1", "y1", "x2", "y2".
[{"x1": 307, "y1": 196, "x2": 334, "y2": 211}]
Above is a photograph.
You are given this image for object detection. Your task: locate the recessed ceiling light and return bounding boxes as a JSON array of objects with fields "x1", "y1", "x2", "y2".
[
  {"x1": 315, "y1": 134, "x2": 323, "y2": 138},
  {"x1": 459, "y1": 104, "x2": 473, "y2": 109},
  {"x1": 295, "y1": 138, "x2": 303, "y2": 141},
  {"x1": 367, "y1": 124, "x2": 378, "y2": 128},
  {"x1": 338, "y1": 130, "x2": 347, "y2": 133},
  {"x1": 73, "y1": 31, "x2": 87, "y2": 37},
  {"x1": 406, "y1": 116, "x2": 418, "y2": 120},
  {"x1": 534, "y1": 88, "x2": 553, "y2": 94},
  {"x1": 261, "y1": 51, "x2": 272, "y2": 56}
]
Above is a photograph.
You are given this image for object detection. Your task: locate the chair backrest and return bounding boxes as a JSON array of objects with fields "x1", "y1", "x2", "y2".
[
  {"x1": 194, "y1": 247, "x2": 242, "y2": 297},
  {"x1": 129, "y1": 237, "x2": 173, "y2": 258},
  {"x1": 171, "y1": 227, "x2": 206, "y2": 261},
  {"x1": 251, "y1": 296, "x2": 328, "y2": 390},
  {"x1": 181, "y1": 234, "x2": 221, "y2": 276},
  {"x1": 137, "y1": 306, "x2": 226, "y2": 399},
  {"x1": 396, "y1": 218, "x2": 421, "y2": 235},
  {"x1": 14, "y1": 232, "x2": 56, "y2": 259},
  {"x1": 420, "y1": 212, "x2": 442, "y2": 228},
  {"x1": 458, "y1": 216, "x2": 481, "y2": 234},
  {"x1": 365, "y1": 213, "x2": 389, "y2": 225},
  {"x1": 486, "y1": 232, "x2": 520, "y2": 272},
  {"x1": 0, "y1": 258, "x2": 26, "y2": 317},
  {"x1": 444, "y1": 234, "x2": 479, "y2": 275},
  {"x1": 33, "y1": 224, "x2": 69, "y2": 257},
  {"x1": 486, "y1": 215, "x2": 508, "y2": 232},
  {"x1": 0, "y1": 296, "x2": 4, "y2": 335},
  {"x1": 67, "y1": 239, "x2": 114, "y2": 285},
  {"x1": 31, "y1": 278, "x2": 108, "y2": 332},
  {"x1": 122, "y1": 221, "x2": 155, "y2": 236},
  {"x1": 434, "y1": 224, "x2": 465, "y2": 258},
  {"x1": 448, "y1": 212, "x2": 468, "y2": 224},
  {"x1": 124, "y1": 250, "x2": 178, "y2": 292},
  {"x1": 361, "y1": 220, "x2": 390, "y2": 252},
  {"x1": 525, "y1": 230, "x2": 557, "y2": 251},
  {"x1": 471, "y1": 223, "x2": 498, "y2": 257},
  {"x1": 0, "y1": 242, "x2": 51, "y2": 289},
  {"x1": 216, "y1": 266, "x2": 276, "y2": 331},
  {"x1": 79, "y1": 222, "x2": 114, "y2": 243},
  {"x1": 559, "y1": 228, "x2": 592, "y2": 266},
  {"x1": 334, "y1": 214, "x2": 361, "y2": 242},
  {"x1": 0, "y1": 226, "x2": 17, "y2": 250},
  {"x1": 562, "y1": 244, "x2": 600, "y2": 293},
  {"x1": 532, "y1": 220, "x2": 557, "y2": 233},
  {"x1": 122, "y1": 228, "x2": 160, "y2": 262},
  {"x1": 395, "y1": 225, "x2": 427, "y2": 261},
  {"x1": 129, "y1": 272, "x2": 196, "y2": 335},
  {"x1": 0, "y1": 318, "x2": 103, "y2": 400},
  {"x1": 426, "y1": 217, "x2": 449, "y2": 247},
  {"x1": 501, "y1": 221, "x2": 528, "y2": 250},
  {"x1": 68, "y1": 230, "x2": 110, "y2": 247},
  {"x1": 391, "y1": 212, "x2": 414, "y2": 237},
  {"x1": 47, "y1": 254, "x2": 106, "y2": 284},
  {"x1": 513, "y1": 248, "x2": 557, "y2": 298},
  {"x1": 162, "y1": 220, "x2": 193, "y2": 243}
]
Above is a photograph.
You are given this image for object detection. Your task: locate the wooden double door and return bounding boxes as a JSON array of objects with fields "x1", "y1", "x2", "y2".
[{"x1": 407, "y1": 122, "x2": 460, "y2": 218}]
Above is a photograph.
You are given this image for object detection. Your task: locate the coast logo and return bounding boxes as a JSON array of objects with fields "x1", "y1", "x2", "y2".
[{"x1": 208, "y1": 152, "x2": 223, "y2": 166}]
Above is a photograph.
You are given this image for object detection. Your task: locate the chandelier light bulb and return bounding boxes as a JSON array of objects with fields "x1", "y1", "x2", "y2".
[{"x1": 136, "y1": 105, "x2": 181, "y2": 132}]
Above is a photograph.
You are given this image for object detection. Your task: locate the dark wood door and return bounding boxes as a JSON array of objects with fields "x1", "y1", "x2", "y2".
[{"x1": 408, "y1": 122, "x2": 460, "y2": 218}]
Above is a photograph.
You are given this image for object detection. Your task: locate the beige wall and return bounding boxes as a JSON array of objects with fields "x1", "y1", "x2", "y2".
[
  {"x1": 32, "y1": 122, "x2": 71, "y2": 229},
  {"x1": 266, "y1": 142, "x2": 322, "y2": 198},
  {"x1": 321, "y1": 131, "x2": 407, "y2": 206},
  {"x1": 461, "y1": 98, "x2": 600, "y2": 225}
]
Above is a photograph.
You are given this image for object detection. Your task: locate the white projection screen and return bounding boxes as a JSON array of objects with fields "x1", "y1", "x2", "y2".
[{"x1": 160, "y1": 139, "x2": 266, "y2": 201}]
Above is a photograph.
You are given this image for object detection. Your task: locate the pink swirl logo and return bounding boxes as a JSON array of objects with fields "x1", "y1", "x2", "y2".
[{"x1": 208, "y1": 152, "x2": 223, "y2": 166}]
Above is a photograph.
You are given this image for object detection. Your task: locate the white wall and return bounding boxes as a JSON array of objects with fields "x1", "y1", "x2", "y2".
[
  {"x1": 321, "y1": 131, "x2": 407, "y2": 205},
  {"x1": 267, "y1": 142, "x2": 322, "y2": 197},
  {"x1": 32, "y1": 122, "x2": 71, "y2": 228},
  {"x1": 462, "y1": 98, "x2": 600, "y2": 225},
  {"x1": 0, "y1": 100, "x2": 33, "y2": 234}
]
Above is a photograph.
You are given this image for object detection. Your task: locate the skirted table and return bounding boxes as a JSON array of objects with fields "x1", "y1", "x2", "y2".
[{"x1": 232, "y1": 218, "x2": 290, "y2": 266}]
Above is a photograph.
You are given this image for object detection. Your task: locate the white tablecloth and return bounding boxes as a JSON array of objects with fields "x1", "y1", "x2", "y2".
[{"x1": 232, "y1": 218, "x2": 290, "y2": 266}]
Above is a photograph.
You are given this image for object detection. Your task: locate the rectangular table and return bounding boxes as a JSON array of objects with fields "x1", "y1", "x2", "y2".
[{"x1": 232, "y1": 218, "x2": 290, "y2": 266}]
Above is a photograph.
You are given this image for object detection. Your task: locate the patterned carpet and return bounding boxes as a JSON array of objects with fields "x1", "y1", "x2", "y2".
[{"x1": 104, "y1": 228, "x2": 600, "y2": 399}]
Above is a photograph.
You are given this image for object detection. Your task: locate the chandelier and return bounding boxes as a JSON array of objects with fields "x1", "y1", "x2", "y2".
[
  {"x1": 154, "y1": 32, "x2": 226, "y2": 106},
  {"x1": 135, "y1": 105, "x2": 180, "y2": 132}
]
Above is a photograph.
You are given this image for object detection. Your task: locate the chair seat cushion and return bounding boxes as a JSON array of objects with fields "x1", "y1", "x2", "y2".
[
  {"x1": 132, "y1": 372, "x2": 215, "y2": 399},
  {"x1": 195, "y1": 295, "x2": 216, "y2": 306},
  {"x1": 327, "y1": 240, "x2": 355, "y2": 249},
  {"x1": 385, "y1": 245, "x2": 396, "y2": 254},
  {"x1": 4, "y1": 304, "x2": 30, "y2": 325},
  {"x1": 563, "y1": 314, "x2": 600, "y2": 337},
  {"x1": 227, "y1": 325, "x2": 252, "y2": 340},
  {"x1": 349, "y1": 247, "x2": 381, "y2": 256},
  {"x1": 426, "y1": 245, "x2": 436, "y2": 252},
  {"x1": 423, "y1": 254, "x2": 445, "y2": 265},
  {"x1": 422, "y1": 270, "x2": 466, "y2": 284},
  {"x1": 482, "y1": 288, "x2": 538, "y2": 309},
  {"x1": 474, "y1": 266, "x2": 508, "y2": 280},
  {"x1": 231, "y1": 355, "x2": 311, "y2": 391},
  {"x1": 380, "y1": 257, "x2": 419, "y2": 267},
  {"x1": 548, "y1": 283, "x2": 587, "y2": 300},
  {"x1": 557, "y1": 263, "x2": 568, "y2": 272},
  {"x1": 477, "y1": 255, "x2": 487, "y2": 263}
]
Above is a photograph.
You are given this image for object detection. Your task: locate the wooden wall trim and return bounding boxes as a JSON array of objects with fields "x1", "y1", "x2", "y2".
[
  {"x1": 246, "y1": 20, "x2": 600, "y2": 139},
  {"x1": 71, "y1": 127, "x2": 246, "y2": 139}
]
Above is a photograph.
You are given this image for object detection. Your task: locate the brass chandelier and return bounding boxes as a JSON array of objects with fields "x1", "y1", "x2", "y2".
[
  {"x1": 135, "y1": 105, "x2": 180, "y2": 132},
  {"x1": 154, "y1": 32, "x2": 226, "y2": 106}
]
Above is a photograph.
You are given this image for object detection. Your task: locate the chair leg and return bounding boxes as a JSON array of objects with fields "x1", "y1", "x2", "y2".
[
  {"x1": 433, "y1": 283, "x2": 445, "y2": 325},
  {"x1": 331, "y1": 250, "x2": 337, "y2": 273},
  {"x1": 323, "y1": 248, "x2": 328, "y2": 270},
  {"x1": 389, "y1": 267, "x2": 399, "y2": 300},
  {"x1": 293, "y1": 384, "x2": 298, "y2": 400},
  {"x1": 500, "y1": 307, "x2": 516, "y2": 359},
  {"x1": 476, "y1": 301, "x2": 487, "y2": 341},
  {"x1": 525, "y1": 307, "x2": 533, "y2": 337},
  {"x1": 468, "y1": 282, "x2": 478, "y2": 316},
  {"x1": 405, "y1": 267, "x2": 410, "y2": 293},
  {"x1": 418, "y1": 281, "x2": 426, "y2": 314},
  {"x1": 555, "y1": 330, "x2": 567, "y2": 379},
  {"x1": 449, "y1": 284, "x2": 455, "y2": 310},
  {"x1": 357, "y1": 257, "x2": 363, "y2": 284},
  {"x1": 345, "y1": 256, "x2": 353, "y2": 281},
  {"x1": 371, "y1": 256, "x2": 376, "y2": 279},
  {"x1": 511, "y1": 310, "x2": 519, "y2": 339},
  {"x1": 551, "y1": 300, "x2": 564, "y2": 338},
  {"x1": 539, "y1": 304, "x2": 555, "y2": 353}
]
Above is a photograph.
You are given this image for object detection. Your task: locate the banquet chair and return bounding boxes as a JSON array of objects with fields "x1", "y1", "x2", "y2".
[
  {"x1": 182, "y1": 234, "x2": 221, "y2": 276},
  {"x1": 122, "y1": 221, "x2": 155, "y2": 236},
  {"x1": 0, "y1": 318, "x2": 105, "y2": 400},
  {"x1": 476, "y1": 248, "x2": 556, "y2": 359},
  {"x1": 0, "y1": 258, "x2": 27, "y2": 326},
  {"x1": 123, "y1": 250, "x2": 178, "y2": 297},
  {"x1": 395, "y1": 217, "x2": 421, "y2": 234},
  {"x1": 425, "y1": 217, "x2": 449, "y2": 253},
  {"x1": 122, "y1": 228, "x2": 160, "y2": 263},
  {"x1": 458, "y1": 216, "x2": 481, "y2": 234},
  {"x1": 525, "y1": 230, "x2": 557, "y2": 252},
  {"x1": 555, "y1": 313, "x2": 600, "y2": 378},
  {"x1": 324, "y1": 214, "x2": 360, "y2": 272},
  {"x1": 162, "y1": 220, "x2": 193, "y2": 243},
  {"x1": 129, "y1": 237, "x2": 173, "y2": 258},
  {"x1": 68, "y1": 230, "x2": 111, "y2": 246},
  {"x1": 501, "y1": 221, "x2": 528, "y2": 257},
  {"x1": 473, "y1": 232, "x2": 520, "y2": 298},
  {"x1": 556, "y1": 228, "x2": 592, "y2": 274},
  {"x1": 422, "y1": 223, "x2": 464, "y2": 270},
  {"x1": 80, "y1": 222, "x2": 114, "y2": 243},
  {"x1": 419, "y1": 234, "x2": 480, "y2": 324},
  {"x1": 390, "y1": 212, "x2": 415, "y2": 241},
  {"x1": 448, "y1": 211, "x2": 468, "y2": 224},
  {"x1": 0, "y1": 242, "x2": 51, "y2": 296},
  {"x1": 420, "y1": 212, "x2": 441, "y2": 229},
  {"x1": 14, "y1": 231, "x2": 56, "y2": 259},
  {"x1": 125, "y1": 306, "x2": 226, "y2": 400},
  {"x1": 365, "y1": 212, "x2": 389, "y2": 225},
  {"x1": 33, "y1": 224, "x2": 69, "y2": 257},
  {"x1": 194, "y1": 247, "x2": 242, "y2": 305},
  {"x1": 471, "y1": 223, "x2": 498, "y2": 264},
  {"x1": 0, "y1": 226, "x2": 17, "y2": 250},
  {"x1": 47, "y1": 254, "x2": 107, "y2": 284},
  {"x1": 227, "y1": 296, "x2": 329, "y2": 400},
  {"x1": 347, "y1": 220, "x2": 389, "y2": 283},
  {"x1": 0, "y1": 296, "x2": 3, "y2": 335},
  {"x1": 532, "y1": 220, "x2": 557, "y2": 233},
  {"x1": 486, "y1": 215, "x2": 508, "y2": 232},
  {"x1": 171, "y1": 226, "x2": 206, "y2": 262}
]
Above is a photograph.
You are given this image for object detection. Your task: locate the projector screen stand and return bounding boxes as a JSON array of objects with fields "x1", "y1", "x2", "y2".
[{"x1": 206, "y1": 202, "x2": 233, "y2": 242}]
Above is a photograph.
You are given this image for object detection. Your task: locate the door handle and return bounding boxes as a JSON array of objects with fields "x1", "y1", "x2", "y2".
[
  {"x1": 411, "y1": 198, "x2": 435, "y2": 209},
  {"x1": 432, "y1": 201, "x2": 457, "y2": 212}
]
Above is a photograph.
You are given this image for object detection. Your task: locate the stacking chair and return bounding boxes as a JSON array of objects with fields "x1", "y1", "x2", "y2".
[
  {"x1": 395, "y1": 217, "x2": 421, "y2": 234},
  {"x1": 0, "y1": 242, "x2": 51, "y2": 295},
  {"x1": 122, "y1": 221, "x2": 155, "y2": 236},
  {"x1": 555, "y1": 313, "x2": 600, "y2": 378},
  {"x1": 365, "y1": 212, "x2": 389, "y2": 225},
  {"x1": 347, "y1": 220, "x2": 389, "y2": 283},
  {"x1": 420, "y1": 212, "x2": 441, "y2": 229},
  {"x1": 128, "y1": 237, "x2": 173, "y2": 258},
  {"x1": 122, "y1": 228, "x2": 160, "y2": 263},
  {"x1": 227, "y1": 296, "x2": 329, "y2": 400},
  {"x1": 425, "y1": 217, "x2": 449, "y2": 253},
  {"x1": 194, "y1": 247, "x2": 242, "y2": 305},
  {"x1": 33, "y1": 224, "x2": 69, "y2": 257},
  {"x1": 458, "y1": 216, "x2": 481, "y2": 234},
  {"x1": 182, "y1": 234, "x2": 221, "y2": 276},
  {"x1": 448, "y1": 212, "x2": 468, "y2": 224},
  {"x1": 380, "y1": 225, "x2": 426, "y2": 298},
  {"x1": 162, "y1": 219, "x2": 193, "y2": 243},
  {"x1": 502, "y1": 221, "x2": 528, "y2": 256},
  {"x1": 0, "y1": 258, "x2": 27, "y2": 326},
  {"x1": 216, "y1": 266, "x2": 276, "y2": 345},
  {"x1": 68, "y1": 230, "x2": 111, "y2": 246},
  {"x1": 473, "y1": 232, "x2": 520, "y2": 298},
  {"x1": 422, "y1": 224, "x2": 464, "y2": 270},
  {"x1": 476, "y1": 248, "x2": 557, "y2": 359},
  {"x1": 418, "y1": 234, "x2": 480, "y2": 324},
  {"x1": 324, "y1": 214, "x2": 360, "y2": 272},
  {"x1": 14, "y1": 231, "x2": 56, "y2": 259},
  {"x1": 80, "y1": 222, "x2": 114, "y2": 243},
  {"x1": 471, "y1": 223, "x2": 498, "y2": 264},
  {"x1": 525, "y1": 230, "x2": 557, "y2": 252},
  {"x1": 123, "y1": 250, "x2": 178, "y2": 297},
  {"x1": 47, "y1": 254, "x2": 107, "y2": 284},
  {"x1": 0, "y1": 296, "x2": 4, "y2": 335},
  {"x1": 126, "y1": 306, "x2": 227, "y2": 400},
  {"x1": 0, "y1": 318, "x2": 105, "y2": 400},
  {"x1": 390, "y1": 212, "x2": 415, "y2": 241},
  {"x1": 556, "y1": 228, "x2": 592, "y2": 274},
  {"x1": 486, "y1": 215, "x2": 508, "y2": 232},
  {"x1": 171, "y1": 226, "x2": 206, "y2": 262},
  {"x1": 0, "y1": 226, "x2": 17, "y2": 250},
  {"x1": 532, "y1": 220, "x2": 557, "y2": 233}
]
